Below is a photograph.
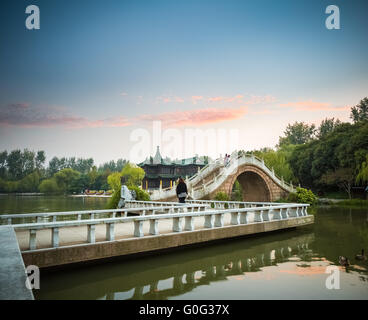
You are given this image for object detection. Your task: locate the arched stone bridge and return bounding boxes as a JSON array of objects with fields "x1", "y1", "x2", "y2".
[{"x1": 150, "y1": 151, "x2": 297, "y2": 202}]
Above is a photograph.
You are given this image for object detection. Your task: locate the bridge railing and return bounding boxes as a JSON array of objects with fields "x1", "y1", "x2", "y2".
[
  {"x1": 0, "y1": 204, "x2": 209, "y2": 225},
  {"x1": 150, "y1": 151, "x2": 296, "y2": 200},
  {"x1": 13, "y1": 203, "x2": 310, "y2": 251},
  {"x1": 186, "y1": 200, "x2": 292, "y2": 209}
]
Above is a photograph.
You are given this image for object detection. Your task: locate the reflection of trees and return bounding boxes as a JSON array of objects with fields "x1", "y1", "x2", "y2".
[
  {"x1": 36, "y1": 231, "x2": 315, "y2": 300},
  {"x1": 310, "y1": 206, "x2": 368, "y2": 275}
]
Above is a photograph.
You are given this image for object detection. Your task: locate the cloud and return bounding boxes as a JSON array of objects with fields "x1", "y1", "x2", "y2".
[
  {"x1": 138, "y1": 106, "x2": 248, "y2": 127},
  {"x1": 0, "y1": 103, "x2": 131, "y2": 128},
  {"x1": 191, "y1": 96, "x2": 203, "y2": 104},
  {"x1": 279, "y1": 100, "x2": 350, "y2": 112},
  {"x1": 120, "y1": 92, "x2": 128, "y2": 96},
  {"x1": 206, "y1": 94, "x2": 276, "y2": 105},
  {"x1": 156, "y1": 95, "x2": 185, "y2": 104}
]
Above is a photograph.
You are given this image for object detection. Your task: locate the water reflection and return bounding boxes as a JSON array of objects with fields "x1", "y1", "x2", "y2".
[{"x1": 36, "y1": 231, "x2": 323, "y2": 300}]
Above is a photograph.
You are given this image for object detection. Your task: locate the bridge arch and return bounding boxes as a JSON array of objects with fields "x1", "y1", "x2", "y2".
[{"x1": 226, "y1": 165, "x2": 273, "y2": 202}]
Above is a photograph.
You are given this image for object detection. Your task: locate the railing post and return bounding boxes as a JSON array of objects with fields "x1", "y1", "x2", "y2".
[
  {"x1": 87, "y1": 224, "x2": 96, "y2": 243},
  {"x1": 214, "y1": 213, "x2": 224, "y2": 227},
  {"x1": 78, "y1": 214, "x2": 82, "y2": 220},
  {"x1": 240, "y1": 212, "x2": 248, "y2": 224},
  {"x1": 173, "y1": 217, "x2": 183, "y2": 232},
  {"x1": 7, "y1": 218, "x2": 12, "y2": 225},
  {"x1": 134, "y1": 220, "x2": 144, "y2": 237},
  {"x1": 231, "y1": 212, "x2": 240, "y2": 225},
  {"x1": 52, "y1": 227, "x2": 59, "y2": 248},
  {"x1": 184, "y1": 216, "x2": 194, "y2": 231},
  {"x1": 263, "y1": 210, "x2": 270, "y2": 221},
  {"x1": 254, "y1": 210, "x2": 263, "y2": 222},
  {"x1": 106, "y1": 223, "x2": 115, "y2": 241},
  {"x1": 52, "y1": 215, "x2": 57, "y2": 222},
  {"x1": 29, "y1": 229, "x2": 37, "y2": 250},
  {"x1": 149, "y1": 219, "x2": 159, "y2": 235},
  {"x1": 204, "y1": 214, "x2": 214, "y2": 228}
]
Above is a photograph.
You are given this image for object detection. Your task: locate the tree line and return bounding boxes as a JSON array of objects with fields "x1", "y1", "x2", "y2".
[
  {"x1": 0, "y1": 150, "x2": 128, "y2": 194},
  {"x1": 249, "y1": 97, "x2": 368, "y2": 199}
]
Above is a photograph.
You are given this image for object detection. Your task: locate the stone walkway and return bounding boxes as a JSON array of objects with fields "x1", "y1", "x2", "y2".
[{"x1": 16, "y1": 214, "x2": 237, "y2": 251}]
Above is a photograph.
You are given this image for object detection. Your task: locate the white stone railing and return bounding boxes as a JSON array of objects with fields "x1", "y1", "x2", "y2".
[
  {"x1": 0, "y1": 204, "x2": 209, "y2": 225},
  {"x1": 186, "y1": 199, "x2": 292, "y2": 209},
  {"x1": 151, "y1": 151, "x2": 297, "y2": 201},
  {"x1": 13, "y1": 203, "x2": 310, "y2": 251}
]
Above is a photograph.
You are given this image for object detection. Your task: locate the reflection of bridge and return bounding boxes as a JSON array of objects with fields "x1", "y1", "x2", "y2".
[
  {"x1": 35, "y1": 232, "x2": 315, "y2": 300},
  {"x1": 151, "y1": 151, "x2": 297, "y2": 202}
]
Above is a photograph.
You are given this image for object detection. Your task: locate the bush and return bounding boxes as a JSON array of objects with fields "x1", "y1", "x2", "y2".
[
  {"x1": 39, "y1": 178, "x2": 62, "y2": 194},
  {"x1": 214, "y1": 191, "x2": 229, "y2": 201},
  {"x1": 288, "y1": 187, "x2": 317, "y2": 205},
  {"x1": 107, "y1": 186, "x2": 150, "y2": 209}
]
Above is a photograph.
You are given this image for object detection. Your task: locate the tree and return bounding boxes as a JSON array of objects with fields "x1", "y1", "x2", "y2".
[
  {"x1": 317, "y1": 118, "x2": 341, "y2": 139},
  {"x1": 320, "y1": 168, "x2": 356, "y2": 199},
  {"x1": 278, "y1": 122, "x2": 316, "y2": 147},
  {"x1": 54, "y1": 168, "x2": 80, "y2": 193},
  {"x1": 7, "y1": 150, "x2": 23, "y2": 180},
  {"x1": 35, "y1": 151, "x2": 46, "y2": 171},
  {"x1": 356, "y1": 155, "x2": 368, "y2": 185},
  {"x1": 0, "y1": 151, "x2": 7, "y2": 179},
  {"x1": 350, "y1": 97, "x2": 368, "y2": 123},
  {"x1": 39, "y1": 178, "x2": 62, "y2": 194},
  {"x1": 120, "y1": 163, "x2": 145, "y2": 187}
]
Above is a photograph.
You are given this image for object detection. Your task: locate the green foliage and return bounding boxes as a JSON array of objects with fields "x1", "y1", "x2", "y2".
[
  {"x1": 288, "y1": 187, "x2": 317, "y2": 205},
  {"x1": 54, "y1": 168, "x2": 80, "y2": 193},
  {"x1": 18, "y1": 172, "x2": 40, "y2": 192},
  {"x1": 214, "y1": 191, "x2": 229, "y2": 201},
  {"x1": 107, "y1": 186, "x2": 150, "y2": 209},
  {"x1": 129, "y1": 185, "x2": 150, "y2": 201},
  {"x1": 278, "y1": 121, "x2": 316, "y2": 147},
  {"x1": 107, "y1": 188, "x2": 121, "y2": 209},
  {"x1": 320, "y1": 168, "x2": 355, "y2": 199},
  {"x1": 120, "y1": 163, "x2": 145, "y2": 187},
  {"x1": 107, "y1": 172, "x2": 122, "y2": 191},
  {"x1": 317, "y1": 118, "x2": 342, "y2": 139},
  {"x1": 350, "y1": 97, "x2": 368, "y2": 123},
  {"x1": 253, "y1": 145, "x2": 297, "y2": 183},
  {"x1": 289, "y1": 121, "x2": 368, "y2": 192},
  {"x1": 39, "y1": 178, "x2": 62, "y2": 194},
  {"x1": 356, "y1": 155, "x2": 368, "y2": 184},
  {"x1": 231, "y1": 180, "x2": 243, "y2": 201}
]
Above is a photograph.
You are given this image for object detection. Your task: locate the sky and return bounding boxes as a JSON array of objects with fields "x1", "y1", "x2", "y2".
[{"x1": 0, "y1": 0, "x2": 367, "y2": 164}]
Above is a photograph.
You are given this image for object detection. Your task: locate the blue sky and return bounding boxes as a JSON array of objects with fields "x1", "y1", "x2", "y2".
[{"x1": 1, "y1": 0, "x2": 367, "y2": 164}]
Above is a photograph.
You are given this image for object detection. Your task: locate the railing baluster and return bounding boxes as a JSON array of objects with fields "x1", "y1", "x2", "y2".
[
  {"x1": 240, "y1": 212, "x2": 248, "y2": 224},
  {"x1": 87, "y1": 225, "x2": 96, "y2": 243},
  {"x1": 134, "y1": 220, "x2": 144, "y2": 237},
  {"x1": 173, "y1": 217, "x2": 183, "y2": 232},
  {"x1": 52, "y1": 227, "x2": 59, "y2": 248},
  {"x1": 231, "y1": 212, "x2": 240, "y2": 225},
  {"x1": 106, "y1": 223, "x2": 115, "y2": 241},
  {"x1": 29, "y1": 229, "x2": 37, "y2": 250},
  {"x1": 149, "y1": 219, "x2": 159, "y2": 235},
  {"x1": 184, "y1": 216, "x2": 194, "y2": 231},
  {"x1": 204, "y1": 214, "x2": 214, "y2": 228},
  {"x1": 214, "y1": 213, "x2": 224, "y2": 227}
]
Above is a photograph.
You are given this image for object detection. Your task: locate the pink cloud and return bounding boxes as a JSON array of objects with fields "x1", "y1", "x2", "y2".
[
  {"x1": 0, "y1": 103, "x2": 131, "y2": 128},
  {"x1": 156, "y1": 95, "x2": 185, "y2": 104},
  {"x1": 278, "y1": 100, "x2": 349, "y2": 112},
  {"x1": 138, "y1": 107, "x2": 248, "y2": 127},
  {"x1": 191, "y1": 96, "x2": 203, "y2": 104}
]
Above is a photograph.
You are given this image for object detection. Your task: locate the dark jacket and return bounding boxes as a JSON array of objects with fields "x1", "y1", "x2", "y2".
[{"x1": 176, "y1": 182, "x2": 188, "y2": 197}]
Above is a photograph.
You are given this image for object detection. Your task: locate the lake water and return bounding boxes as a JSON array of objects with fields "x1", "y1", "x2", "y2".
[{"x1": 1, "y1": 195, "x2": 368, "y2": 300}]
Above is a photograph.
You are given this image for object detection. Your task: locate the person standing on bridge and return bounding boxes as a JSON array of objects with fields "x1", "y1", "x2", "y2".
[{"x1": 176, "y1": 177, "x2": 188, "y2": 203}]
